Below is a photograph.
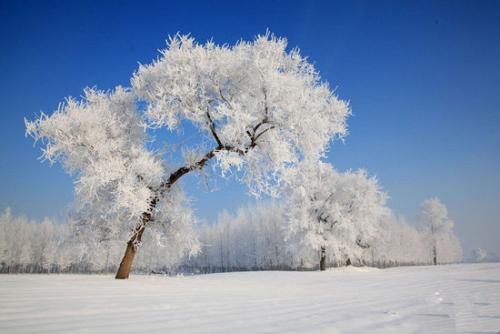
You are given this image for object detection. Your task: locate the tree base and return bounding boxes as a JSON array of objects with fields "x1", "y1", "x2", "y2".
[
  {"x1": 320, "y1": 247, "x2": 326, "y2": 271},
  {"x1": 115, "y1": 242, "x2": 136, "y2": 279}
]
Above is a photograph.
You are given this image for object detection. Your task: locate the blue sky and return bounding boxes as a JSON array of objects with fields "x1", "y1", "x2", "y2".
[{"x1": 1, "y1": 0, "x2": 499, "y2": 255}]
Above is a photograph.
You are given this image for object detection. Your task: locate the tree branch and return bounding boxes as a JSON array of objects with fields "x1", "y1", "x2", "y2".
[
  {"x1": 127, "y1": 147, "x2": 219, "y2": 246},
  {"x1": 163, "y1": 148, "x2": 218, "y2": 192},
  {"x1": 252, "y1": 126, "x2": 275, "y2": 144},
  {"x1": 263, "y1": 87, "x2": 269, "y2": 116},
  {"x1": 206, "y1": 109, "x2": 223, "y2": 148},
  {"x1": 252, "y1": 88, "x2": 270, "y2": 133},
  {"x1": 356, "y1": 238, "x2": 370, "y2": 249},
  {"x1": 130, "y1": 93, "x2": 276, "y2": 244},
  {"x1": 219, "y1": 88, "x2": 233, "y2": 109},
  {"x1": 253, "y1": 119, "x2": 268, "y2": 133}
]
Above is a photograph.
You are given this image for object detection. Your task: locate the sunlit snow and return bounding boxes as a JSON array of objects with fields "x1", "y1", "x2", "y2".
[{"x1": 1, "y1": 263, "x2": 499, "y2": 333}]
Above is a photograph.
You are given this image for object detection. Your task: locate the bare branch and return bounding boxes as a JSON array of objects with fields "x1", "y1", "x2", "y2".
[
  {"x1": 262, "y1": 87, "x2": 269, "y2": 118},
  {"x1": 163, "y1": 148, "x2": 218, "y2": 193},
  {"x1": 219, "y1": 88, "x2": 233, "y2": 109},
  {"x1": 206, "y1": 109, "x2": 223, "y2": 147},
  {"x1": 253, "y1": 125, "x2": 275, "y2": 144}
]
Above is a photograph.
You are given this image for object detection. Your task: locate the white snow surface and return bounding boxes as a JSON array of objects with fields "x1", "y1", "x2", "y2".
[{"x1": 1, "y1": 263, "x2": 499, "y2": 334}]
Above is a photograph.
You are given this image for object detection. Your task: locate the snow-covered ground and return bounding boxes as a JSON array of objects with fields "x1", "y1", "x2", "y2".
[{"x1": 0, "y1": 264, "x2": 499, "y2": 334}]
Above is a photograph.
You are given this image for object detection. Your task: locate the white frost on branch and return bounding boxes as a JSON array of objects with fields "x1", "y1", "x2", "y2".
[
  {"x1": 132, "y1": 32, "x2": 350, "y2": 194},
  {"x1": 25, "y1": 87, "x2": 164, "y2": 222}
]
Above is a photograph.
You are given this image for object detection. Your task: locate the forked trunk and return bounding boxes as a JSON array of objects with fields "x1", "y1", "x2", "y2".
[{"x1": 320, "y1": 246, "x2": 326, "y2": 271}]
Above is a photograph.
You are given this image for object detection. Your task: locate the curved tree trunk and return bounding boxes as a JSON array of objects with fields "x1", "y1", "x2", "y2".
[
  {"x1": 115, "y1": 226, "x2": 146, "y2": 279},
  {"x1": 113, "y1": 116, "x2": 260, "y2": 279},
  {"x1": 115, "y1": 199, "x2": 153, "y2": 279},
  {"x1": 320, "y1": 246, "x2": 326, "y2": 271},
  {"x1": 115, "y1": 241, "x2": 137, "y2": 279}
]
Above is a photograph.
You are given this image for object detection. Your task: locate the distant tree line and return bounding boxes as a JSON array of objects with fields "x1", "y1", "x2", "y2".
[{"x1": 0, "y1": 196, "x2": 462, "y2": 274}]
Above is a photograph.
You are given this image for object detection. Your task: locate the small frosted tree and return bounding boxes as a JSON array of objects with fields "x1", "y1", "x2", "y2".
[
  {"x1": 417, "y1": 197, "x2": 456, "y2": 265},
  {"x1": 471, "y1": 248, "x2": 487, "y2": 262},
  {"x1": 285, "y1": 162, "x2": 388, "y2": 270},
  {"x1": 26, "y1": 33, "x2": 350, "y2": 279}
]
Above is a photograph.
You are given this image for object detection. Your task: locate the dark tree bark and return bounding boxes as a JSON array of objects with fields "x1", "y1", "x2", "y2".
[
  {"x1": 115, "y1": 240, "x2": 138, "y2": 279},
  {"x1": 115, "y1": 209, "x2": 150, "y2": 279},
  {"x1": 319, "y1": 246, "x2": 326, "y2": 271},
  {"x1": 431, "y1": 225, "x2": 437, "y2": 265}
]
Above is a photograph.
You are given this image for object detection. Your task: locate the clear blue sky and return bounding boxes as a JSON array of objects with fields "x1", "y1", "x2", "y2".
[{"x1": 1, "y1": 0, "x2": 499, "y2": 255}]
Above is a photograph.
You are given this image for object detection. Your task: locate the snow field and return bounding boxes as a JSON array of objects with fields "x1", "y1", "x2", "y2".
[{"x1": 0, "y1": 263, "x2": 499, "y2": 334}]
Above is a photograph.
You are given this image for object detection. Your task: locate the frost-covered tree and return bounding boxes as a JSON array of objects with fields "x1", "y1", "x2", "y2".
[
  {"x1": 471, "y1": 248, "x2": 487, "y2": 262},
  {"x1": 183, "y1": 203, "x2": 303, "y2": 272},
  {"x1": 417, "y1": 197, "x2": 458, "y2": 265},
  {"x1": 368, "y1": 214, "x2": 430, "y2": 266},
  {"x1": 284, "y1": 162, "x2": 389, "y2": 270},
  {"x1": 25, "y1": 32, "x2": 350, "y2": 278},
  {"x1": 0, "y1": 208, "x2": 69, "y2": 273}
]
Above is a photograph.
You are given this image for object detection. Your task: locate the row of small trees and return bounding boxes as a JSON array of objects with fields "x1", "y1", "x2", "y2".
[
  {"x1": 0, "y1": 208, "x2": 65, "y2": 273},
  {"x1": 0, "y1": 207, "x2": 190, "y2": 274},
  {"x1": 183, "y1": 199, "x2": 462, "y2": 273},
  {"x1": 0, "y1": 193, "x2": 462, "y2": 274}
]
